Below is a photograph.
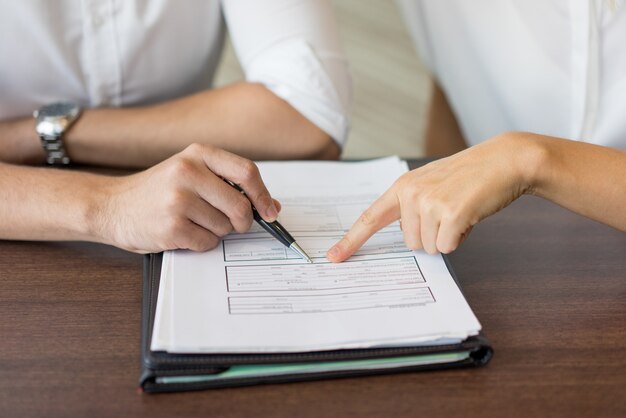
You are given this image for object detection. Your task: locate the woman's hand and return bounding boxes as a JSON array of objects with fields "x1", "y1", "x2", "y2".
[
  {"x1": 327, "y1": 133, "x2": 546, "y2": 261},
  {"x1": 93, "y1": 143, "x2": 280, "y2": 253}
]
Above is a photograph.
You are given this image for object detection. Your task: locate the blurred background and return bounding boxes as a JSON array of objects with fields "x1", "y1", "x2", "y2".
[{"x1": 214, "y1": 0, "x2": 431, "y2": 159}]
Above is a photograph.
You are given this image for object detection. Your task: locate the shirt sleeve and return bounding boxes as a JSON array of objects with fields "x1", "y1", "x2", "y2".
[
  {"x1": 221, "y1": 0, "x2": 352, "y2": 147},
  {"x1": 394, "y1": 0, "x2": 436, "y2": 76}
]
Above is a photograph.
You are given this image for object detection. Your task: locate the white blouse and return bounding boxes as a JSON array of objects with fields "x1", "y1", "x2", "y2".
[
  {"x1": 0, "y1": 0, "x2": 352, "y2": 146},
  {"x1": 397, "y1": 0, "x2": 626, "y2": 149}
]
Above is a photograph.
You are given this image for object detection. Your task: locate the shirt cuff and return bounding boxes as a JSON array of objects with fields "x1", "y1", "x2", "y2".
[{"x1": 244, "y1": 38, "x2": 351, "y2": 147}]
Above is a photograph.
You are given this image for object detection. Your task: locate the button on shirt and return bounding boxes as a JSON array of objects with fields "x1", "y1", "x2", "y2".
[
  {"x1": 0, "y1": 0, "x2": 352, "y2": 145},
  {"x1": 397, "y1": 0, "x2": 626, "y2": 149}
]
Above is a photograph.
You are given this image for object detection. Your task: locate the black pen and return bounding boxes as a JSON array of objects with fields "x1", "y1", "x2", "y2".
[{"x1": 223, "y1": 178, "x2": 313, "y2": 263}]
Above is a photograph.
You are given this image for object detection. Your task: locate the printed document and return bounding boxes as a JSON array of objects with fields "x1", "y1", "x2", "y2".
[{"x1": 152, "y1": 157, "x2": 481, "y2": 353}]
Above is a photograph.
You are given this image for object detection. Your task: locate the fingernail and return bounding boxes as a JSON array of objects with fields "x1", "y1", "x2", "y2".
[
  {"x1": 327, "y1": 245, "x2": 341, "y2": 258},
  {"x1": 266, "y1": 204, "x2": 278, "y2": 220}
]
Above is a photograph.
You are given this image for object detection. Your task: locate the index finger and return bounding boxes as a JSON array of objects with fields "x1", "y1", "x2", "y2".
[
  {"x1": 200, "y1": 147, "x2": 279, "y2": 222},
  {"x1": 326, "y1": 190, "x2": 400, "y2": 263}
]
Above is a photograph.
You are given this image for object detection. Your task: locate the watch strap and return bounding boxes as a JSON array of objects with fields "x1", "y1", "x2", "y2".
[{"x1": 40, "y1": 134, "x2": 71, "y2": 165}]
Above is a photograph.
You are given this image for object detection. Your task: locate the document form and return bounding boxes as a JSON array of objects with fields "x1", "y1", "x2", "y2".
[{"x1": 152, "y1": 157, "x2": 481, "y2": 353}]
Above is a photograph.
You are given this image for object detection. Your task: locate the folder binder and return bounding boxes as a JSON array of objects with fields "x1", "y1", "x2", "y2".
[{"x1": 140, "y1": 252, "x2": 493, "y2": 393}]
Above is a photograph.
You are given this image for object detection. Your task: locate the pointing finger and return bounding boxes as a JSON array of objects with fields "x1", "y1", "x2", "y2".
[{"x1": 326, "y1": 190, "x2": 400, "y2": 263}]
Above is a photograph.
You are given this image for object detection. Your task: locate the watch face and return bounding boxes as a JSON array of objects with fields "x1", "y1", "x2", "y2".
[
  {"x1": 38, "y1": 102, "x2": 80, "y2": 119},
  {"x1": 35, "y1": 102, "x2": 81, "y2": 137}
]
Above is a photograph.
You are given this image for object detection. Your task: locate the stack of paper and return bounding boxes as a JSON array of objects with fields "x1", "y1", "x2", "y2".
[{"x1": 152, "y1": 157, "x2": 481, "y2": 354}]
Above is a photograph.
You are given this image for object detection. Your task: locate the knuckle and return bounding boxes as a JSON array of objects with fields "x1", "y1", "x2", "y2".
[
  {"x1": 238, "y1": 160, "x2": 260, "y2": 182},
  {"x1": 395, "y1": 187, "x2": 418, "y2": 208},
  {"x1": 230, "y1": 198, "x2": 253, "y2": 232},
  {"x1": 358, "y1": 209, "x2": 376, "y2": 227},
  {"x1": 255, "y1": 192, "x2": 273, "y2": 210},
  {"x1": 394, "y1": 173, "x2": 410, "y2": 189},
  {"x1": 232, "y1": 197, "x2": 252, "y2": 219},
  {"x1": 420, "y1": 196, "x2": 441, "y2": 217},
  {"x1": 394, "y1": 172, "x2": 418, "y2": 195},
  {"x1": 407, "y1": 186, "x2": 422, "y2": 202},
  {"x1": 177, "y1": 228, "x2": 220, "y2": 252},
  {"x1": 233, "y1": 218, "x2": 253, "y2": 234},
  {"x1": 168, "y1": 156, "x2": 196, "y2": 178},
  {"x1": 184, "y1": 143, "x2": 204, "y2": 155},
  {"x1": 214, "y1": 221, "x2": 234, "y2": 237},
  {"x1": 442, "y1": 207, "x2": 464, "y2": 225},
  {"x1": 198, "y1": 234, "x2": 220, "y2": 252},
  {"x1": 398, "y1": 191, "x2": 419, "y2": 213},
  {"x1": 163, "y1": 189, "x2": 188, "y2": 213}
]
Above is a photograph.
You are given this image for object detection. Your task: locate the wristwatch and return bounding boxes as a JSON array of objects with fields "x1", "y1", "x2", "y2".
[{"x1": 33, "y1": 102, "x2": 81, "y2": 165}]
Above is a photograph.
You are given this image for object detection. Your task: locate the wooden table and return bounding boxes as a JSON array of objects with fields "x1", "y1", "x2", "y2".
[{"x1": 1, "y1": 160, "x2": 625, "y2": 417}]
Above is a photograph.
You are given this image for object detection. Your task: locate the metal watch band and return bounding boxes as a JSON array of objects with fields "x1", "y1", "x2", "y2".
[{"x1": 40, "y1": 134, "x2": 71, "y2": 165}]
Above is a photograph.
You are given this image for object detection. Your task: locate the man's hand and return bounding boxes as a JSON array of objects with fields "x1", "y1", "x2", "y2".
[
  {"x1": 326, "y1": 133, "x2": 545, "y2": 261},
  {"x1": 95, "y1": 143, "x2": 280, "y2": 253}
]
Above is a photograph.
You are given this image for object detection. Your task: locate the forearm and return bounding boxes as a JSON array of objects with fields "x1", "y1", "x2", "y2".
[
  {"x1": 0, "y1": 144, "x2": 283, "y2": 253},
  {"x1": 2, "y1": 82, "x2": 339, "y2": 168},
  {"x1": 328, "y1": 131, "x2": 626, "y2": 261},
  {"x1": 67, "y1": 82, "x2": 338, "y2": 167},
  {"x1": 522, "y1": 133, "x2": 626, "y2": 232},
  {"x1": 0, "y1": 163, "x2": 105, "y2": 242}
]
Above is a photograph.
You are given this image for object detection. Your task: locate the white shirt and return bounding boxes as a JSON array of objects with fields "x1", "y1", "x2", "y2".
[
  {"x1": 397, "y1": 0, "x2": 626, "y2": 149},
  {"x1": 0, "y1": 0, "x2": 352, "y2": 146}
]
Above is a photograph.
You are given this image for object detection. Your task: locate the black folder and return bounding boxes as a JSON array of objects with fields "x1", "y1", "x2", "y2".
[{"x1": 140, "y1": 252, "x2": 493, "y2": 393}]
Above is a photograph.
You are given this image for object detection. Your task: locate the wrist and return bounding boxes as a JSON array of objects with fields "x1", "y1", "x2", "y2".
[
  {"x1": 78, "y1": 174, "x2": 119, "y2": 245},
  {"x1": 0, "y1": 118, "x2": 45, "y2": 164},
  {"x1": 500, "y1": 131, "x2": 551, "y2": 196}
]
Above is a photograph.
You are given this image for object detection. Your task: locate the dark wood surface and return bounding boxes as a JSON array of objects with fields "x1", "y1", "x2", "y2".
[{"x1": 1, "y1": 160, "x2": 625, "y2": 418}]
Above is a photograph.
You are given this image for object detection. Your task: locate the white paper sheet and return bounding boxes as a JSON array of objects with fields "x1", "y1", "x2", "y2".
[{"x1": 151, "y1": 157, "x2": 481, "y2": 353}]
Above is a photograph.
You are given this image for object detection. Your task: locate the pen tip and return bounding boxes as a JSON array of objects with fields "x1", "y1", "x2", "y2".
[{"x1": 290, "y1": 242, "x2": 313, "y2": 264}]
